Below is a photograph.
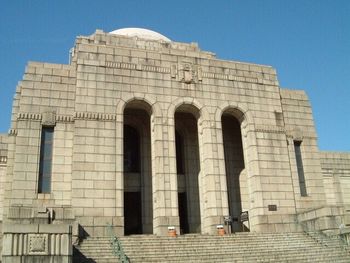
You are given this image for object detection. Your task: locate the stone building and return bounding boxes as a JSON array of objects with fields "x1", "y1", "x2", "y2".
[{"x1": 0, "y1": 28, "x2": 349, "y2": 261}]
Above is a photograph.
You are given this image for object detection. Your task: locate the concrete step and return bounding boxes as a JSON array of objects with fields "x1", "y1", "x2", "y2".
[{"x1": 73, "y1": 232, "x2": 350, "y2": 263}]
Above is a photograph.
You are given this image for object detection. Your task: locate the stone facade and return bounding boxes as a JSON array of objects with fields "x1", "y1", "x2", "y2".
[{"x1": 0, "y1": 28, "x2": 349, "y2": 259}]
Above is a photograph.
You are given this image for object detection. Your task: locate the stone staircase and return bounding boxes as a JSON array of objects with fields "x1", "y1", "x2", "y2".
[{"x1": 73, "y1": 232, "x2": 350, "y2": 263}]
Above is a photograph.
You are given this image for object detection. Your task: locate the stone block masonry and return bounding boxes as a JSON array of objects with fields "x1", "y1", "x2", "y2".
[
  {"x1": 2, "y1": 224, "x2": 72, "y2": 263},
  {"x1": 0, "y1": 29, "x2": 349, "y2": 262}
]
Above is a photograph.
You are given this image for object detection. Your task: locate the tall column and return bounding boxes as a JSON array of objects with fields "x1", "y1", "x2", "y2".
[
  {"x1": 114, "y1": 114, "x2": 124, "y2": 235},
  {"x1": 241, "y1": 127, "x2": 265, "y2": 231},
  {"x1": 151, "y1": 115, "x2": 179, "y2": 235},
  {"x1": 198, "y1": 118, "x2": 230, "y2": 234}
]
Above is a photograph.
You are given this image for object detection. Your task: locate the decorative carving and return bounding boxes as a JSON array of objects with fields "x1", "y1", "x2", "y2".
[
  {"x1": 55, "y1": 115, "x2": 74, "y2": 123},
  {"x1": 105, "y1": 61, "x2": 170, "y2": 74},
  {"x1": 8, "y1": 129, "x2": 17, "y2": 136},
  {"x1": 286, "y1": 127, "x2": 303, "y2": 141},
  {"x1": 16, "y1": 113, "x2": 74, "y2": 124},
  {"x1": 179, "y1": 63, "x2": 198, "y2": 84},
  {"x1": 184, "y1": 63, "x2": 194, "y2": 83},
  {"x1": 74, "y1": 112, "x2": 117, "y2": 121},
  {"x1": 171, "y1": 64, "x2": 177, "y2": 78},
  {"x1": 103, "y1": 59, "x2": 275, "y2": 85},
  {"x1": 17, "y1": 113, "x2": 41, "y2": 121},
  {"x1": 0, "y1": 156, "x2": 7, "y2": 164},
  {"x1": 197, "y1": 67, "x2": 203, "y2": 81},
  {"x1": 29, "y1": 234, "x2": 48, "y2": 254},
  {"x1": 42, "y1": 111, "x2": 56, "y2": 126},
  {"x1": 255, "y1": 125, "x2": 285, "y2": 134}
]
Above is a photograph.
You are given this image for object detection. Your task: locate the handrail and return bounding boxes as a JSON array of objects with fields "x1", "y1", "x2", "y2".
[
  {"x1": 295, "y1": 217, "x2": 350, "y2": 253},
  {"x1": 107, "y1": 224, "x2": 130, "y2": 263}
]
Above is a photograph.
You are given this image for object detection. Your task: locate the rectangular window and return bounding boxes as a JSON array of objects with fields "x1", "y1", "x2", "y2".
[
  {"x1": 38, "y1": 127, "x2": 54, "y2": 193},
  {"x1": 294, "y1": 141, "x2": 307, "y2": 196}
]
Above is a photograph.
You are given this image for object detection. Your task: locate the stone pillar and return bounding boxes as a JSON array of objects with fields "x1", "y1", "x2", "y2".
[
  {"x1": 151, "y1": 115, "x2": 179, "y2": 236},
  {"x1": 242, "y1": 128, "x2": 266, "y2": 231},
  {"x1": 198, "y1": 118, "x2": 229, "y2": 234},
  {"x1": 114, "y1": 113, "x2": 124, "y2": 236},
  {"x1": 2, "y1": 224, "x2": 72, "y2": 263},
  {"x1": 10, "y1": 118, "x2": 41, "y2": 205}
]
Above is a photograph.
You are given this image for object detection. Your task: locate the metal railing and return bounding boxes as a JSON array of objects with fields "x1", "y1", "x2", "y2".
[
  {"x1": 107, "y1": 224, "x2": 130, "y2": 263},
  {"x1": 295, "y1": 217, "x2": 350, "y2": 253}
]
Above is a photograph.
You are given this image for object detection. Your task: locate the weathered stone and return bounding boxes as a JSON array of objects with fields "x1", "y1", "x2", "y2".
[{"x1": 0, "y1": 27, "x2": 349, "y2": 262}]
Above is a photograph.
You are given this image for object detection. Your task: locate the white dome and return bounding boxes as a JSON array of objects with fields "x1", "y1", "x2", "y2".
[{"x1": 110, "y1": 28, "x2": 171, "y2": 42}]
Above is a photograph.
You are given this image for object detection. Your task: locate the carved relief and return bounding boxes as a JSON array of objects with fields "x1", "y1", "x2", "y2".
[
  {"x1": 29, "y1": 234, "x2": 48, "y2": 254},
  {"x1": 0, "y1": 156, "x2": 7, "y2": 164},
  {"x1": 170, "y1": 64, "x2": 177, "y2": 78},
  {"x1": 8, "y1": 129, "x2": 18, "y2": 136},
  {"x1": 42, "y1": 111, "x2": 56, "y2": 126},
  {"x1": 255, "y1": 125, "x2": 285, "y2": 134},
  {"x1": 105, "y1": 61, "x2": 170, "y2": 74},
  {"x1": 74, "y1": 112, "x2": 117, "y2": 121},
  {"x1": 17, "y1": 113, "x2": 41, "y2": 121},
  {"x1": 103, "y1": 60, "x2": 274, "y2": 84},
  {"x1": 179, "y1": 63, "x2": 201, "y2": 84},
  {"x1": 286, "y1": 127, "x2": 303, "y2": 140}
]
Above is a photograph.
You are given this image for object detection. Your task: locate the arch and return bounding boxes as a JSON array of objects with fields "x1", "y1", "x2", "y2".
[
  {"x1": 168, "y1": 97, "x2": 210, "y2": 121},
  {"x1": 116, "y1": 93, "x2": 162, "y2": 117},
  {"x1": 174, "y1": 105, "x2": 202, "y2": 234},
  {"x1": 123, "y1": 99, "x2": 153, "y2": 235},
  {"x1": 214, "y1": 102, "x2": 254, "y2": 129},
  {"x1": 221, "y1": 112, "x2": 246, "y2": 232}
]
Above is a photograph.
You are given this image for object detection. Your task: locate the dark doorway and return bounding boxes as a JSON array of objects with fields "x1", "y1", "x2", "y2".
[
  {"x1": 178, "y1": 192, "x2": 189, "y2": 234},
  {"x1": 124, "y1": 192, "x2": 142, "y2": 235},
  {"x1": 175, "y1": 110, "x2": 201, "y2": 234},
  {"x1": 124, "y1": 125, "x2": 140, "y2": 173},
  {"x1": 222, "y1": 114, "x2": 245, "y2": 232}
]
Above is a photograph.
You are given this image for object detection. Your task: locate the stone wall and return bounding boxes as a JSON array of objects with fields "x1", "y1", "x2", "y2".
[
  {"x1": 321, "y1": 152, "x2": 350, "y2": 227},
  {"x1": 321, "y1": 152, "x2": 350, "y2": 206},
  {"x1": 0, "y1": 134, "x2": 8, "y2": 221},
  {"x1": 3, "y1": 29, "x2": 349, "y2": 237},
  {"x1": 280, "y1": 89, "x2": 326, "y2": 211}
]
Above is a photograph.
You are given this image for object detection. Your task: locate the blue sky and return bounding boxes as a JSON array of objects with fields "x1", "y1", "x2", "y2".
[{"x1": 0, "y1": 0, "x2": 349, "y2": 151}]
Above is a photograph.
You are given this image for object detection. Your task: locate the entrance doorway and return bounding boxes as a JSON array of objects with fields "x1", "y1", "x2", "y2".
[
  {"x1": 124, "y1": 192, "x2": 142, "y2": 235},
  {"x1": 123, "y1": 102, "x2": 153, "y2": 235},
  {"x1": 178, "y1": 192, "x2": 189, "y2": 234},
  {"x1": 222, "y1": 113, "x2": 246, "y2": 232},
  {"x1": 175, "y1": 109, "x2": 201, "y2": 234}
]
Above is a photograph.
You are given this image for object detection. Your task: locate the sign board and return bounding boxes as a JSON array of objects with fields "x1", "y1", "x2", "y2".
[
  {"x1": 268, "y1": 204, "x2": 277, "y2": 211},
  {"x1": 240, "y1": 211, "x2": 249, "y2": 222}
]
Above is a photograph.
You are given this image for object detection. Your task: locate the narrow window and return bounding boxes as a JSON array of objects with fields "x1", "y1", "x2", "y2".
[
  {"x1": 38, "y1": 127, "x2": 54, "y2": 193},
  {"x1": 294, "y1": 141, "x2": 307, "y2": 196}
]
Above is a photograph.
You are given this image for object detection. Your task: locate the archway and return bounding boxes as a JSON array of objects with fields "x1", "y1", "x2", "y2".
[
  {"x1": 221, "y1": 112, "x2": 247, "y2": 232},
  {"x1": 123, "y1": 100, "x2": 152, "y2": 235},
  {"x1": 175, "y1": 105, "x2": 201, "y2": 234}
]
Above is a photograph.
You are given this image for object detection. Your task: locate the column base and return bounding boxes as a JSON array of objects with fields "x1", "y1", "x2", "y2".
[
  {"x1": 153, "y1": 216, "x2": 179, "y2": 236},
  {"x1": 202, "y1": 215, "x2": 225, "y2": 235}
]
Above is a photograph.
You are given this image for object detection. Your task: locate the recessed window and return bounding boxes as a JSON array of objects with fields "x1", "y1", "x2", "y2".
[
  {"x1": 38, "y1": 127, "x2": 54, "y2": 193},
  {"x1": 294, "y1": 141, "x2": 307, "y2": 196}
]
